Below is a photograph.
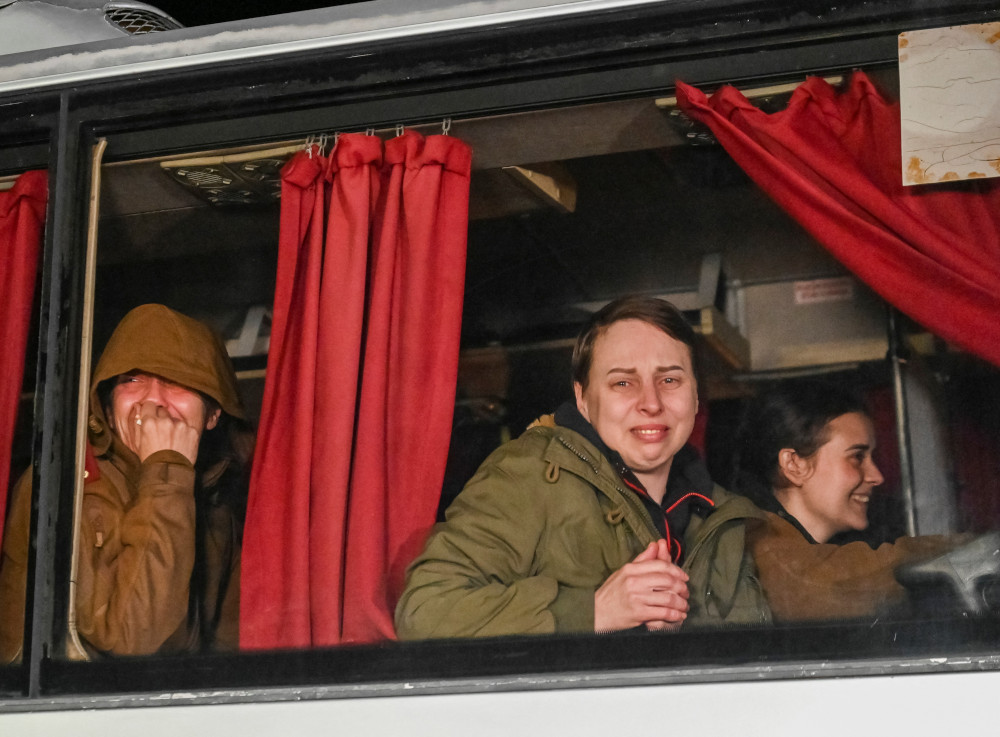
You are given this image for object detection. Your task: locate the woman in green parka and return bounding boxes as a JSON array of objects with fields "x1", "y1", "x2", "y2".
[{"x1": 396, "y1": 296, "x2": 770, "y2": 639}]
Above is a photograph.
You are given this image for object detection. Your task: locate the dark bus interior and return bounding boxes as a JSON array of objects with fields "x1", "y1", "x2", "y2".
[
  {"x1": 19, "y1": 64, "x2": 985, "y2": 546},
  {"x1": 10, "y1": 64, "x2": 1000, "y2": 553}
]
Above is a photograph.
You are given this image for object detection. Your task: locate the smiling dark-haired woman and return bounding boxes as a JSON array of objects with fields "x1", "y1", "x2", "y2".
[{"x1": 733, "y1": 380, "x2": 964, "y2": 622}]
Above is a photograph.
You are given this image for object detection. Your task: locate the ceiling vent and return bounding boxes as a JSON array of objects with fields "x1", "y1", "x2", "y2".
[
  {"x1": 105, "y1": 3, "x2": 182, "y2": 34},
  {"x1": 160, "y1": 145, "x2": 299, "y2": 206}
]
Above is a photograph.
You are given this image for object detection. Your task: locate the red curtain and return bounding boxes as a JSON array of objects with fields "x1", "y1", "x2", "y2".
[
  {"x1": 675, "y1": 72, "x2": 1000, "y2": 368},
  {"x1": 240, "y1": 130, "x2": 472, "y2": 649},
  {"x1": 0, "y1": 171, "x2": 47, "y2": 552}
]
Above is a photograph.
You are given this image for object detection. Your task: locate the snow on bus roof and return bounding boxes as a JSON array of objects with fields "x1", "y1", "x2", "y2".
[{"x1": 0, "y1": 0, "x2": 660, "y2": 95}]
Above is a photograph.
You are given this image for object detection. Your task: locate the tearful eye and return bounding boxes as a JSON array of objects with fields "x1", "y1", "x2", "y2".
[{"x1": 117, "y1": 372, "x2": 153, "y2": 385}]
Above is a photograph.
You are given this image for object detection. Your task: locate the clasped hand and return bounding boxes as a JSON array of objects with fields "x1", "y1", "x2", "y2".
[{"x1": 594, "y1": 539, "x2": 689, "y2": 632}]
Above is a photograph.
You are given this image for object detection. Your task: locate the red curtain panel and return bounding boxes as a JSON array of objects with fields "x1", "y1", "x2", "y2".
[
  {"x1": 240, "y1": 149, "x2": 327, "y2": 648},
  {"x1": 345, "y1": 131, "x2": 472, "y2": 642},
  {"x1": 309, "y1": 134, "x2": 382, "y2": 645},
  {"x1": 241, "y1": 131, "x2": 472, "y2": 649},
  {"x1": 0, "y1": 170, "x2": 47, "y2": 551},
  {"x1": 675, "y1": 72, "x2": 1000, "y2": 368}
]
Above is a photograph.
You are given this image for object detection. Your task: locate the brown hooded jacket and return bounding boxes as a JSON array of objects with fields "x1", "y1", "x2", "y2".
[{"x1": 0, "y1": 304, "x2": 250, "y2": 661}]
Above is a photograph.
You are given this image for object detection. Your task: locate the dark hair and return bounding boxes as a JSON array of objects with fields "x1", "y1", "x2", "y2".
[
  {"x1": 195, "y1": 410, "x2": 256, "y2": 522},
  {"x1": 571, "y1": 295, "x2": 699, "y2": 389},
  {"x1": 195, "y1": 396, "x2": 255, "y2": 475},
  {"x1": 732, "y1": 380, "x2": 868, "y2": 505}
]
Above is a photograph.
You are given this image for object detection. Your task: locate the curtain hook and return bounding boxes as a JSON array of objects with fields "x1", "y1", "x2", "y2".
[
  {"x1": 304, "y1": 135, "x2": 315, "y2": 157},
  {"x1": 442, "y1": 118, "x2": 452, "y2": 136},
  {"x1": 396, "y1": 124, "x2": 404, "y2": 137},
  {"x1": 366, "y1": 127, "x2": 376, "y2": 137},
  {"x1": 318, "y1": 133, "x2": 330, "y2": 155}
]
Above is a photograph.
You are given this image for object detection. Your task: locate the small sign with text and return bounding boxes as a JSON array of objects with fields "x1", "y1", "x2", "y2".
[{"x1": 794, "y1": 277, "x2": 854, "y2": 305}]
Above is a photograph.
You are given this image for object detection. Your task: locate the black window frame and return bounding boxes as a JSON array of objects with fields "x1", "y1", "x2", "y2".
[{"x1": 3, "y1": 0, "x2": 1000, "y2": 709}]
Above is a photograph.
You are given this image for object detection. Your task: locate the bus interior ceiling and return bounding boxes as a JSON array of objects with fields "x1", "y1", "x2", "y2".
[{"x1": 94, "y1": 89, "x2": 853, "y2": 400}]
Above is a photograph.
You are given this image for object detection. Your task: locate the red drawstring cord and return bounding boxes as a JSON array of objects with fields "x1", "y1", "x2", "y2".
[
  {"x1": 665, "y1": 492, "x2": 714, "y2": 514},
  {"x1": 663, "y1": 492, "x2": 714, "y2": 561},
  {"x1": 622, "y1": 480, "x2": 715, "y2": 563}
]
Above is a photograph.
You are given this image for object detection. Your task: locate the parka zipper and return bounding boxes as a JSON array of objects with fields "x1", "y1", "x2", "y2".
[{"x1": 553, "y1": 435, "x2": 663, "y2": 636}]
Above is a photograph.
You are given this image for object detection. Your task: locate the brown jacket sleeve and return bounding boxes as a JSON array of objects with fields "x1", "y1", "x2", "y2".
[
  {"x1": 74, "y1": 449, "x2": 197, "y2": 655},
  {"x1": 0, "y1": 469, "x2": 32, "y2": 663},
  {"x1": 747, "y1": 511, "x2": 962, "y2": 621}
]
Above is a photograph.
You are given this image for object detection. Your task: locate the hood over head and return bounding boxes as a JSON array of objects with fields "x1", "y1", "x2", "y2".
[{"x1": 88, "y1": 304, "x2": 245, "y2": 453}]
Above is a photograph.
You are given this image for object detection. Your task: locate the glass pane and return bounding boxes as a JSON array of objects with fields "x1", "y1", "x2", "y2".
[
  {"x1": 46, "y1": 65, "x2": 1000, "y2": 690},
  {"x1": 69, "y1": 151, "x2": 279, "y2": 658},
  {"x1": 0, "y1": 168, "x2": 45, "y2": 677}
]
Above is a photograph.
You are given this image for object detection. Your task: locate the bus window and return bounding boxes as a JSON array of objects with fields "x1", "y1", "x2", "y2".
[
  {"x1": 0, "y1": 167, "x2": 46, "y2": 674},
  {"x1": 2, "y1": 4, "x2": 999, "y2": 724},
  {"x1": 60, "y1": 67, "x2": 999, "y2": 660},
  {"x1": 60, "y1": 149, "x2": 283, "y2": 659}
]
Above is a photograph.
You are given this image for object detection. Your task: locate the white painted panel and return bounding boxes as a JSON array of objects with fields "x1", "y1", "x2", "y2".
[{"x1": 3, "y1": 670, "x2": 1000, "y2": 736}]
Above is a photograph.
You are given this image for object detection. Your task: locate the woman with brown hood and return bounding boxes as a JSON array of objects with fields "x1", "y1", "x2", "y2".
[{"x1": 0, "y1": 304, "x2": 253, "y2": 660}]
